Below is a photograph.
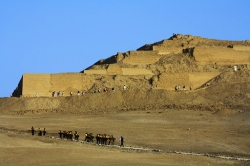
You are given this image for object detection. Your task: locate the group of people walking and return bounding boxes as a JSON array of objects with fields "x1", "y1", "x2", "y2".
[
  {"x1": 52, "y1": 91, "x2": 64, "y2": 97},
  {"x1": 31, "y1": 126, "x2": 46, "y2": 136},
  {"x1": 175, "y1": 85, "x2": 191, "y2": 91},
  {"x1": 51, "y1": 90, "x2": 87, "y2": 97},
  {"x1": 31, "y1": 127, "x2": 124, "y2": 147},
  {"x1": 36, "y1": 84, "x2": 129, "y2": 98},
  {"x1": 95, "y1": 134, "x2": 116, "y2": 145},
  {"x1": 58, "y1": 130, "x2": 79, "y2": 141}
]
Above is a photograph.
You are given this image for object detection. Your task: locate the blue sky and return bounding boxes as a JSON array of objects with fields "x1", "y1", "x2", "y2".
[{"x1": 0, "y1": 0, "x2": 250, "y2": 97}]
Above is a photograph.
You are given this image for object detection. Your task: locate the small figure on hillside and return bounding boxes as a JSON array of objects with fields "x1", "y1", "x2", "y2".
[
  {"x1": 43, "y1": 128, "x2": 46, "y2": 136},
  {"x1": 190, "y1": 86, "x2": 192, "y2": 91},
  {"x1": 77, "y1": 91, "x2": 80, "y2": 95},
  {"x1": 31, "y1": 126, "x2": 35, "y2": 135},
  {"x1": 70, "y1": 91, "x2": 73, "y2": 96},
  {"x1": 112, "y1": 87, "x2": 115, "y2": 91},
  {"x1": 123, "y1": 85, "x2": 126, "y2": 90},
  {"x1": 120, "y1": 136, "x2": 124, "y2": 147},
  {"x1": 183, "y1": 85, "x2": 186, "y2": 90},
  {"x1": 36, "y1": 93, "x2": 38, "y2": 97},
  {"x1": 58, "y1": 91, "x2": 60, "y2": 97},
  {"x1": 82, "y1": 91, "x2": 85, "y2": 95}
]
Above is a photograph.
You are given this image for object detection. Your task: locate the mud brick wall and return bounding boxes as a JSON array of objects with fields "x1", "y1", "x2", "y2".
[
  {"x1": 22, "y1": 74, "x2": 51, "y2": 97},
  {"x1": 122, "y1": 68, "x2": 153, "y2": 75},
  {"x1": 152, "y1": 40, "x2": 183, "y2": 55},
  {"x1": 193, "y1": 46, "x2": 250, "y2": 64},
  {"x1": 156, "y1": 73, "x2": 190, "y2": 90},
  {"x1": 84, "y1": 70, "x2": 107, "y2": 75},
  {"x1": 84, "y1": 67, "x2": 153, "y2": 76},
  {"x1": 188, "y1": 72, "x2": 220, "y2": 88},
  {"x1": 107, "y1": 64, "x2": 123, "y2": 75},
  {"x1": 153, "y1": 46, "x2": 183, "y2": 55},
  {"x1": 21, "y1": 73, "x2": 96, "y2": 97},
  {"x1": 122, "y1": 51, "x2": 161, "y2": 64},
  {"x1": 50, "y1": 73, "x2": 93, "y2": 95},
  {"x1": 20, "y1": 71, "x2": 220, "y2": 97},
  {"x1": 155, "y1": 72, "x2": 220, "y2": 90}
]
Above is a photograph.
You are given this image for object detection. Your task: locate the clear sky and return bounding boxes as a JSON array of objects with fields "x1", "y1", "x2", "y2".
[{"x1": 0, "y1": 0, "x2": 249, "y2": 97}]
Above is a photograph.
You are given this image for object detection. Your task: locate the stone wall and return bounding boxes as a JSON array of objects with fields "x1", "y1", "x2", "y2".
[{"x1": 193, "y1": 46, "x2": 250, "y2": 64}]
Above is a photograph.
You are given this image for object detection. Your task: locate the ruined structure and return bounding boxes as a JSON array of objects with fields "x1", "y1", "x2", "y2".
[{"x1": 13, "y1": 34, "x2": 250, "y2": 97}]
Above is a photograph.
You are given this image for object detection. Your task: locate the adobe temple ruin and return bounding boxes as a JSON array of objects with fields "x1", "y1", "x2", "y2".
[{"x1": 12, "y1": 34, "x2": 250, "y2": 97}]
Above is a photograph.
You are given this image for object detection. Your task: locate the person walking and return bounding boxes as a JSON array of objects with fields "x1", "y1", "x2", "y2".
[
  {"x1": 43, "y1": 128, "x2": 46, "y2": 136},
  {"x1": 31, "y1": 126, "x2": 35, "y2": 135},
  {"x1": 38, "y1": 128, "x2": 42, "y2": 136},
  {"x1": 120, "y1": 136, "x2": 124, "y2": 147},
  {"x1": 74, "y1": 131, "x2": 79, "y2": 141}
]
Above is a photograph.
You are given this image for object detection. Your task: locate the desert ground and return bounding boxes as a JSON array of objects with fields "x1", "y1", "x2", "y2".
[{"x1": 0, "y1": 89, "x2": 250, "y2": 165}]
